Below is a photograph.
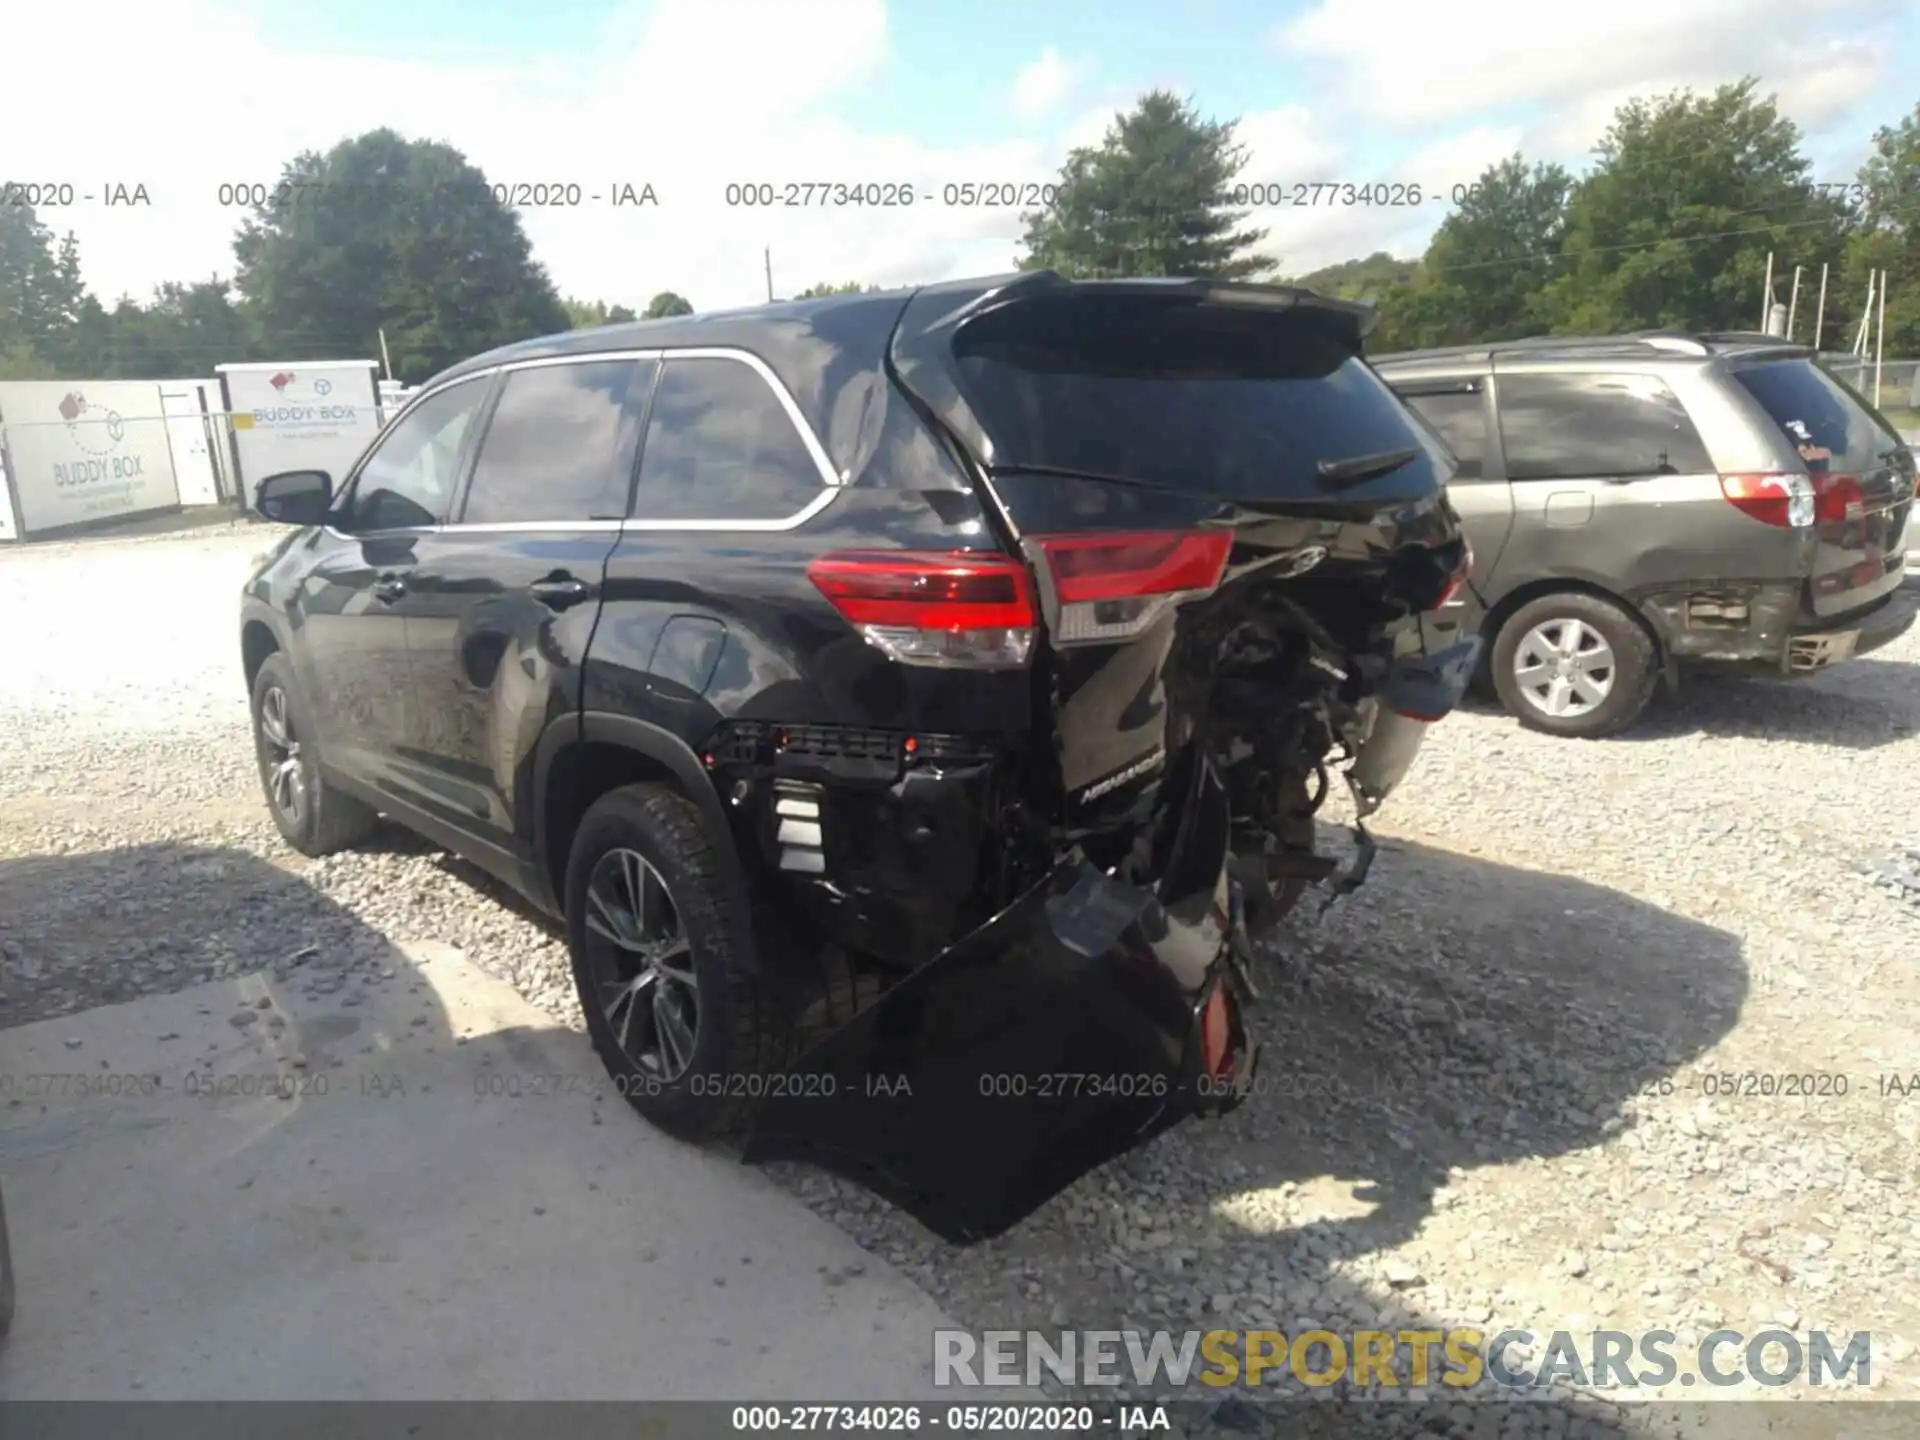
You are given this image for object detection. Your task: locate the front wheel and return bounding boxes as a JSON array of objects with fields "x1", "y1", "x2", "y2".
[
  {"x1": 1491, "y1": 592, "x2": 1659, "y2": 739},
  {"x1": 564, "y1": 783, "x2": 782, "y2": 1142}
]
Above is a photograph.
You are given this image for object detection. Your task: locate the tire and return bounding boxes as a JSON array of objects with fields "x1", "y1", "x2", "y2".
[
  {"x1": 1491, "y1": 591, "x2": 1659, "y2": 739},
  {"x1": 564, "y1": 783, "x2": 781, "y2": 1142},
  {"x1": 250, "y1": 653, "x2": 379, "y2": 855}
]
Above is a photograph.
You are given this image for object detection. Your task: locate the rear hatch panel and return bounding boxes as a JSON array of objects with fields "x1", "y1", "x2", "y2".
[
  {"x1": 1729, "y1": 356, "x2": 1916, "y2": 620},
  {"x1": 890, "y1": 272, "x2": 1466, "y2": 826}
]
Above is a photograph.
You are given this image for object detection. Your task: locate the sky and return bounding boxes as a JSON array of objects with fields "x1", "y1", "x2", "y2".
[{"x1": 5, "y1": 0, "x2": 1915, "y2": 319}]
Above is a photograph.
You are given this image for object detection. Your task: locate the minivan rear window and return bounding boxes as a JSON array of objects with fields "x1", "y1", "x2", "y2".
[
  {"x1": 1730, "y1": 359, "x2": 1906, "y2": 477},
  {"x1": 949, "y1": 296, "x2": 1450, "y2": 499}
]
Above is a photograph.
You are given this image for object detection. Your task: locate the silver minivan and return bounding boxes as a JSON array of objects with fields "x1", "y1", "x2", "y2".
[{"x1": 1375, "y1": 333, "x2": 1917, "y2": 737}]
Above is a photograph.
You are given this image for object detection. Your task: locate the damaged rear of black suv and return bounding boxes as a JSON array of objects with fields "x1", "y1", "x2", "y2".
[{"x1": 240, "y1": 272, "x2": 1477, "y2": 1242}]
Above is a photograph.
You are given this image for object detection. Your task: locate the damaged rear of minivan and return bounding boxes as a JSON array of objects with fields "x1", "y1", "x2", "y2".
[{"x1": 576, "y1": 273, "x2": 1475, "y2": 1242}]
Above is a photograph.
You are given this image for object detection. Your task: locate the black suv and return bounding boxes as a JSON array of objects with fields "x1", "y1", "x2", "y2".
[{"x1": 241, "y1": 273, "x2": 1472, "y2": 1240}]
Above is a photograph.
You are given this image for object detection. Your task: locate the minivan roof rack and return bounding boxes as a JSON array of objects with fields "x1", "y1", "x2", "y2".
[{"x1": 1373, "y1": 330, "x2": 1815, "y2": 366}]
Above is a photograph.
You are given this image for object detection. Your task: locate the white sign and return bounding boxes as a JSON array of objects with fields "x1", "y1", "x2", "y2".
[
  {"x1": 218, "y1": 361, "x2": 382, "y2": 507},
  {"x1": 0, "y1": 380, "x2": 182, "y2": 534}
]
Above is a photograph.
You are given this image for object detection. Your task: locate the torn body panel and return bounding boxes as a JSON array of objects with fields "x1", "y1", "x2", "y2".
[
  {"x1": 741, "y1": 749, "x2": 1252, "y2": 1243},
  {"x1": 1641, "y1": 579, "x2": 1919, "y2": 674}
]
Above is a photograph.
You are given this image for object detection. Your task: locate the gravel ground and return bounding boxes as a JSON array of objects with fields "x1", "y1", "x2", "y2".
[{"x1": 4, "y1": 521, "x2": 1919, "y2": 1437}]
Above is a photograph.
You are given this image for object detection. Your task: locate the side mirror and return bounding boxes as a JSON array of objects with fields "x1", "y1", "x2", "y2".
[{"x1": 255, "y1": 470, "x2": 333, "y2": 526}]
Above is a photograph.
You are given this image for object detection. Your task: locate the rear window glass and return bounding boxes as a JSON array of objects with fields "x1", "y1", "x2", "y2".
[
  {"x1": 1399, "y1": 390, "x2": 1486, "y2": 480},
  {"x1": 1730, "y1": 359, "x2": 1904, "y2": 476},
  {"x1": 949, "y1": 298, "x2": 1450, "y2": 498},
  {"x1": 1497, "y1": 373, "x2": 1714, "y2": 480}
]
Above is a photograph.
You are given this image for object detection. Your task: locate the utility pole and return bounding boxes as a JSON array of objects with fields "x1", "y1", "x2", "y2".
[
  {"x1": 1786, "y1": 265, "x2": 1803, "y2": 341},
  {"x1": 765, "y1": 248, "x2": 774, "y2": 304},
  {"x1": 1760, "y1": 252, "x2": 1774, "y2": 331},
  {"x1": 1813, "y1": 262, "x2": 1829, "y2": 351},
  {"x1": 1874, "y1": 268, "x2": 1888, "y2": 409}
]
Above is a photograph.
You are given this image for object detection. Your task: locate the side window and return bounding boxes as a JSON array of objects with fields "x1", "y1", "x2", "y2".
[
  {"x1": 1400, "y1": 390, "x2": 1487, "y2": 480},
  {"x1": 341, "y1": 377, "x2": 488, "y2": 530},
  {"x1": 631, "y1": 356, "x2": 826, "y2": 522},
  {"x1": 1498, "y1": 373, "x2": 1714, "y2": 480},
  {"x1": 460, "y1": 359, "x2": 649, "y2": 525}
]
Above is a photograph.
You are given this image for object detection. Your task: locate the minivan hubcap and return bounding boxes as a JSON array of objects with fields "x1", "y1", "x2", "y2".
[
  {"x1": 583, "y1": 848, "x2": 699, "y2": 1082},
  {"x1": 1513, "y1": 619, "x2": 1616, "y2": 718},
  {"x1": 258, "y1": 686, "x2": 308, "y2": 824}
]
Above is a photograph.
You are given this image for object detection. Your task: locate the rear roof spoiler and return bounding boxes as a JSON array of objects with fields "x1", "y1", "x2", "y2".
[{"x1": 948, "y1": 269, "x2": 1377, "y2": 339}]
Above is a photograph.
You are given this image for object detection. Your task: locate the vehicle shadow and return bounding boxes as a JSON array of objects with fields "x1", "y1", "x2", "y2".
[
  {"x1": 1456, "y1": 660, "x2": 1918, "y2": 751},
  {"x1": 1619, "y1": 660, "x2": 1918, "y2": 749},
  {"x1": 0, "y1": 841, "x2": 419, "y2": 1024},
  {"x1": 0, "y1": 841, "x2": 951, "y2": 1405},
  {"x1": 958, "y1": 837, "x2": 1748, "y2": 1435}
]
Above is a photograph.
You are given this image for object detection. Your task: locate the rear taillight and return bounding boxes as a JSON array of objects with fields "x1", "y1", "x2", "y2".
[
  {"x1": 1200, "y1": 981, "x2": 1236, "y2": 1082},
  {"x1": 1432, "y1": 538, "x2": 1473, "y2": 611},
  {"x1": 1030, "y1": 530, "x2": 1233, "y2": 645},
  {"x1": 806, "y1": 550, "x2": 1038, "y2": 669},
  {"x1": 1720, "y1": 473, "x2": 1814, "y2": 528},
  {"x1": 1811, "y1": 472, "x2": 1865, "y2": 525}
]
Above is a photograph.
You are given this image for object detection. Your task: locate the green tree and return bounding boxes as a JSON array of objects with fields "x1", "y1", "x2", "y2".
[
  {"x1": 1838, "y1": 100, "x2": 1920, "y2": 358},
  {"x1": 563, "y1": 297, "x2": 639, "y2": 328},
  {"x1": 643, "y1": 291, "x2": 693, "y2": 318},
  {"x1": 795, "y1": 281, "x2": 873, "y2": 298},
  {"x1": 0, "y1": 204, "x2": 86, "y2": 369},
  {"x1": 1290, "y1": 251, "x2": 1415, "y2": 304},
  {"x1": 85, "y1": 279, "x2": 257, "y2": 377},
  {"x1": 1373, "y1": 156, "x2": 1571, "y2": 351},
  {"x1": 1017, "y1": 90, "x2": 1272, "y2": 280},
  {"x1": 232, "y1": 128, "x2": 569, "y2": 384},
  {"x1": 1539, "y1": 79, "x2": 1845, "y2": 334}
]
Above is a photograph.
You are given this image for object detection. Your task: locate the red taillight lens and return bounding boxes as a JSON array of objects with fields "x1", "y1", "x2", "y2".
[
  {"x1": 1432, "y1": 538, "x2": 1473, "y2": 611},
  {"x1": 1811, "y1": 472, "x2": 1865, "y2": 526},
  {"x1": 1720, "y1": 473, "x2": 1814, "y2": 528},
  {"x1": 806, "y1": 550, "x2": 1038, "y2": 669},
  {"x1": 1036, "y1": 530, "x2": 1234, "y2": 604},
  {"x1": 1031, "y1": 529, "x2": 1232, "y2": 646},
  {"x1": 1200, "y1": 981, "x2": 1235, "y2": 1081}
]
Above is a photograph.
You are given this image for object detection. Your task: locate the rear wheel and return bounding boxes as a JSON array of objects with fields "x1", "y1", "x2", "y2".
[
  {"x1": 250, "y1": 654, "x2": 378, "y2": 855},
  {"x1": 1491, "y1": 592, "x2": 1658, "y2": 739},
  {"x1": 564, "y1": 783, "x2": 780, "y2": 1141}
]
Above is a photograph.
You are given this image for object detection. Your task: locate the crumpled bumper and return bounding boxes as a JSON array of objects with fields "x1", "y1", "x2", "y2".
[{"x1": 742, "y1": 755, "x2": 1253, "y2": 1243}]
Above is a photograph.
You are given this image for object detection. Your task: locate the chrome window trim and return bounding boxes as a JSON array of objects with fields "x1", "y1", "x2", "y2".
[{"x1": 322, "y1": 345, "x2": 842, "y2": 541}]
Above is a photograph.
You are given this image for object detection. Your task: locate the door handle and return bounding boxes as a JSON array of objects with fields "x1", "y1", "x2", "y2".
[
  {"x1": 528, "y1": 574, "x2": 592, "y2": 610},
  {"x1": 372, "y1": 575, "x2": 407, "y2": 603}
]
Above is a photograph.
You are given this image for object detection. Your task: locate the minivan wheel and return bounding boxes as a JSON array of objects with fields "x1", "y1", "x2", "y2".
[
  {"x1": 1491, "y1": 592, "x2": 1659, "y2": 739},
  {"x1": 250, "y1": 654, "x2": 379, "y2": 855},
  {"x1": 564, "y1": 783, "x2": 779, "y2": 1142}
]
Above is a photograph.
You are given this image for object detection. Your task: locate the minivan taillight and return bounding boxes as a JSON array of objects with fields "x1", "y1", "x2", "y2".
[
  {"x1": 1811, "y1": 472, "x2": 1865, "y2": 525},
  {"x1": 1031, "y1": 530, "x2": 1234, "y2": 645},
  {"x1": 1720, "y1": 473, "x2": 1814, "y2": 528},
  {"x1": 806, "y1": 550, "x2": 1038, "y2": 669}
]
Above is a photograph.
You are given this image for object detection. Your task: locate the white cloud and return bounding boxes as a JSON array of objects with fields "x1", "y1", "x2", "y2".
[
  {"x1": 6, "y1": 0, "x2": 1900, "y2": 346},
  {"x1": 1274, "y1": 0, "x2": 1885, "y2": 135},
  {"x1": 1012, "y1": 47, "x2": 1080, "y2": 120},
  {"x1": 2, "y1": 0, "x2": 1051, "y2": 326}
]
